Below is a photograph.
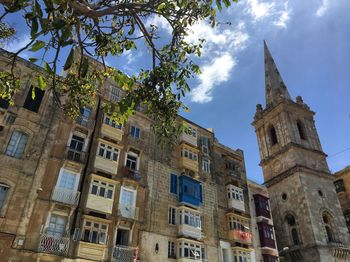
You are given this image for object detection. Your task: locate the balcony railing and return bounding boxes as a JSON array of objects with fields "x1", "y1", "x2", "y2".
[
  {"x1": 65, "y1": 147, "x2": 87, "y2": 163},
  {"x1": 52, "y1": 187, "x2": 80, "y2": 206},
  {"x1": 38, "y1": 234, "x2": 70, "y2": 256},
  {"x1": 118, "y1": 204, "x2": 139, "y2": 220},
  {"x1": 112, "y1": 245, "x2": 139, "y2": 262},
  {"x1": 122, "y1": 167, "x2": 142, "y2": 181}
]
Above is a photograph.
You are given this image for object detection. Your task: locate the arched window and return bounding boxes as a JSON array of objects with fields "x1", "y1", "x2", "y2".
[
  {"x1": 291, "y1": 228, "x2": 300, "y2": 245},
  {"x1": 297, "y1": 121, "x2": 307, "y2": 140},
  {"x1": 285, "y1": 214, "x2": 300, "y2": 246},
  {"x1": 269, "y1": 126, "x2": 278, "y2": 146},
  {"x1": 0, "y1": 183, "x2": 9, "y2": 212},
  {"x1": 322, "y1": 213, "x2": 334, "y2": 243}
]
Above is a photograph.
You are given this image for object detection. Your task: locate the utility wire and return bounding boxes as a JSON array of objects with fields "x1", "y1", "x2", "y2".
[{"x1": 328, "y1": 147, "x2": 350, "y2": 158}]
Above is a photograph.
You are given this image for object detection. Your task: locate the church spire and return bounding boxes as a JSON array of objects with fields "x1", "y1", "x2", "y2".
[{"x1": 264, "y1": 40, "x2": 291, "y2": 107}]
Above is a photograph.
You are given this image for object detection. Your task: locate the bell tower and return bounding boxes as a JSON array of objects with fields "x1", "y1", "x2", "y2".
[{"x1": 252, "y1": 41, "x2": 350, "y2": 262}]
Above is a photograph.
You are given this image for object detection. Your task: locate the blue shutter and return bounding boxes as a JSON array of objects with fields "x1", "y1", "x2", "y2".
[
  {"x1": 199, "y1": 184, "x2": 203, "y2": 203},
  {"x1": 170, "y1": 174, "x2": 178, "y2": 194}
]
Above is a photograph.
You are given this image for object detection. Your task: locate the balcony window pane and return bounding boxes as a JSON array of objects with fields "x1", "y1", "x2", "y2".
[
  {"x1": 99, "y1": 187, "x2": 106, "y2": 197},
  {"x1": 92, "y1": 230, "x2": 98, "y2": 243},
  {"x1": 0, "y1": 184, "x2": 9, "y2": 211},
  {"x1": 91, "y1": 185, "x2": 98, "y2": 195},
  {"x1": 107, "y1": 189, "x2": 113, "y2": 199}
]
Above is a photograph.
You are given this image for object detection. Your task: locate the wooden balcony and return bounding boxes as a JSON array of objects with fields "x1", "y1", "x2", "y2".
[
  {"x1": 178, "y1": 224, "x2": 202, "y2": 240},
  {"x1": 76, "y1": 241, "x2": 106, "y2": 261},
  {"x1": 94, "y1": 154, "x2": 119, "y2": 174},
  {"x1": 86, "y1": 193, "x2": 114, "y2": 214},
  {"x1": 179, "y1": 157, "x2": 199, "y2": 173},
  {"x1": 101, "y1": 123, "x2": 123, "y2": 141}
]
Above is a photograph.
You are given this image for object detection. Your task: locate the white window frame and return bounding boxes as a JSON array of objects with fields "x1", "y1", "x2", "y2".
[
  {"x1": 179, "y1": 209, "x2": 201, "y2": 229},
  {"x1": 228, "y1": 216, "x2": 250, "y2": 232},
  {"x1": 110, "y1": 85, "x2": 121, "y2": 103},
  {"x1": 119, "y1": 187, "x2": 137, "y2": 207},
  {"x1": 5, "y1": 130, "x2": 29, "y2": 158},
  {"x1": 90, "y1": 179, "x2": 115, "y2": 200},
  {"x1": 0, "y1": 183, "x2": 9, "y2": 213},
  {"x1": 97, "y1": 142, "x2": 119, "y2": 162},
  {"x1": 56, "y1": 168, "x2": 80, "y2": 191},
  {"x1": 46, "y1": 214, "x2": 67, "y2": 237},
  {"x1": 233, "y1": 250, "x2": 251, "y2": 262},
  {"x1": 182, "y1": 148, "x2": 198, "y2": 161},
  {"x1": 82, "y1": 219, "x2": 108, "y2": 245},
  {"x1": 125, "y1": 151, "x2": 139, "y2": 170},
  {"x1": 178, "y1": 241, "x2": 203, "y2": 260},
  {"x1": 168, "y1": 207, "x2": 176, "y2": 225},
  {"x1": 130, "y1": 125, "x2": 141, "y2": 138},
  {"x1": 227, "y1": 185, "x2": 244, "y2": 202},
  {"x1": 202, "y1": 158, "x2": 210, "y2": 173},
  {"x1": 168, "y1": 241, "x2": 176, "y2": 259}
]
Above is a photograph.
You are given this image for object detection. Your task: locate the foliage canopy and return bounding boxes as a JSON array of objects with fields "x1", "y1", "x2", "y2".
[{"x1": 0, "y1": 0, "x2": 237, "y2": 140}]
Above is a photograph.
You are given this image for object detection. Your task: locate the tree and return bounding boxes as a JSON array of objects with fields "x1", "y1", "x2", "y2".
[{"x1": 0, "y1": 0, "x2": 237, "y2": 140}]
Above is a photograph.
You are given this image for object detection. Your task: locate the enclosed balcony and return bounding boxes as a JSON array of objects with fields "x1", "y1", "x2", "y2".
[
  {"x1": 118, "y1": 204, "x2": 139, "y2": 220},
  {"x1": 101, "y1": 116, "x2": 123, "y2": 141},
  {"x1": 179, "y1": 144, "x2": 199, "y2": 173},
  {"x1": 179, "y1": 176, "x2": 202, "y2": 207},
  {"x1": 85, "y1": 175, "x2": 117, "y2": 214},
  {"x1": 179, "y1": 124, "x2": 198, "y2": 147},
  {"x1": 254, "y1": 194, "x2": 271, "y2": 219},
  {"x1": 94, "y1": 140, "x2": 120, "y2": 175},
  {"x1": 52, "y1": 187, "x2": 80, "y2": 206},
  {"x1": 227, "y1": 213, "x2": 252, "y2": 244},
  {"x1": 178, "y1": 207, "x2": 202, "y2": 240},
  {"x1": 38, "y1": 234, "x2": 70, "y2": 256},
  {"x1": 76, "y1": 241, "x2": 106, "y2": 261},
  {"x1": 112, "y1": 245, "x2": 139, "y2": 262},
  {"x1": 227, "y1": 185, "x2": 245, "y2": 212}
]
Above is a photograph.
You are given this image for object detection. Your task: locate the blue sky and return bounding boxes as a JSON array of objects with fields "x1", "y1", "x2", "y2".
[{"x1": 3, "y1": 0, "x2": 350, "y2": 183}]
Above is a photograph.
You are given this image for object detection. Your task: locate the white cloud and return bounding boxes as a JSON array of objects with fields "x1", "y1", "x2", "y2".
[
  {"x1": 246, "y1": 0, "x2": 275, "y2": 21},
  {"x1": 145, "y1": 15, "x2": 172, "y2": 34},
  {"x1": 191, "y1": 53, "x2": 236, "y2": 103},
  {"x1": 3, "y1": 34, "x2": 31, "y2": 55},
  {"x1": 316, "y1": 0, "x2": 330, "y2": 17},
  {"x1": 274, "y1": 3, "x2": 290, "y2": 28},
  {"x1": 186, "y1": 21, "x2": 249, "y2": 103}
]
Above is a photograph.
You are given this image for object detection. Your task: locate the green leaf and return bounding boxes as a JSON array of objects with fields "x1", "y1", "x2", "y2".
[
  {"x1": 44, "y1": 62, "x2": 54, "y2": 74},
  {"x1": 223, "y1": 0, "x2": 231, "y2": 8},
  {"x1": 31, "y1": 18, "x2": 38, "y2": 37},
  {"x1": 216, "y1": 0, "x2": 222, "y2": 11},
  {"x1": 29, "y1": 40, "x2": 45, "y2": 52},
  {"x1": 64, "y1": 48, "x2": 74, "y2": 70},
  {"x1": 157, "y1": 3, "x2": 166, "y2": 11},
  {"x1": 37, "y1": 75, "x2": 46, "y2": 89},
  {"x1": 31, "y1": 87, "x2": 36, "y2": 100}
]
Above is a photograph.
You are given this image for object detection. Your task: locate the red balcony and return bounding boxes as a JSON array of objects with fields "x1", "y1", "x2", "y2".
[{"x1": 228, "y1": 229, "x2": 252, "y2": 244}]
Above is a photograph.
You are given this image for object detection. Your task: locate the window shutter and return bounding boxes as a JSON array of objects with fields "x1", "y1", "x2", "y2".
[
  {"x1": 170, "y1": 174, "x2": 178, "y2": 194},
  {"x1": 199, "y1": 184, "x2": 203, "y2": 203}
]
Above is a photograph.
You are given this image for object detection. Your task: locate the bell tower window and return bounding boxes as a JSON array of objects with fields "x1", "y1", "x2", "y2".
[
  {"x1": 297, "y1": 121, "x2": 307, "y2": 140},
  {"x1": 269, "y1": 126, "x2": 278, "y2": 146}
]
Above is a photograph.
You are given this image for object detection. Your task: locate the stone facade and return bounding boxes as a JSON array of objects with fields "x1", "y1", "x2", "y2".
[
  {"x1": 0, "y1": 48, "x2": 263, "y2": 262},
  {"x1": 334, "y1": 166, "x2": 350, "y2": 232},
  {"x1": 252, "y1": 42, "x2": 350, "y2": 262}
]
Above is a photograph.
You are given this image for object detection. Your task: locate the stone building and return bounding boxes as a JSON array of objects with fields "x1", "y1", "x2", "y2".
[
  {"x1": 0, "y1": 48, "x2": 258, "y2": 262},
  {"x1": 334, "y1": 166, "x2": 350, "y2": 232},
  {"x1": 252, "y1": 41, "x2": 350, "y2": 262},
  {"x1": 248, "y1": 180, "x2": 278, "y2": 262}
]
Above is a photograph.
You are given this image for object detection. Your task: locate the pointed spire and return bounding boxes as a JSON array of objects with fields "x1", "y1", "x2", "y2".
[{"x1": 264, "y1": 40, "x2": 291, "y2": 107}]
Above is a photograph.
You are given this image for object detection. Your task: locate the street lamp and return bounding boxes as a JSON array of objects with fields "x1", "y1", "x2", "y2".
[{"x1": 278, "y1": 247, "x2": 290, "y2": 262}]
